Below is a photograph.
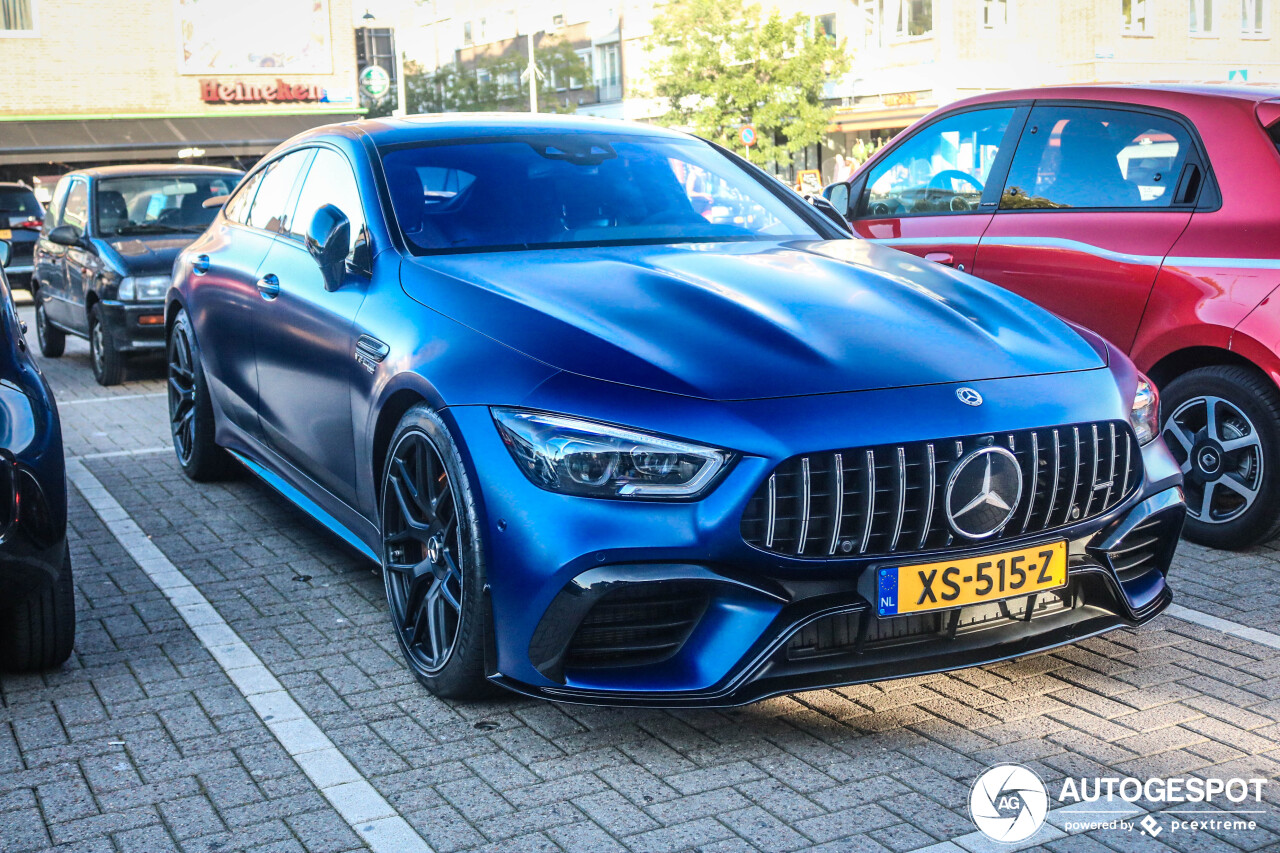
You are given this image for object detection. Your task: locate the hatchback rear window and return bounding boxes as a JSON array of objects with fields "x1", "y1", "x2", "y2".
[{"x1": 0, "y1": 188, "x2": 42, "y2": 219}]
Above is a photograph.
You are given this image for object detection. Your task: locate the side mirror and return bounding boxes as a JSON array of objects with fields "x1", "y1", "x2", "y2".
[
  {"x1": 47, "y1": 224, "x2": 82, "y2": 247},
  {"x1": 0, "y1": 240, "x2": 10, "y2": 267},
  {"x1": 823, "y1": 182, "x2": 851, "y2": 218},
  {"x1": 806, "y1": 194, "x2": 852, "y2": 234},
  {"x1": 306, "y1": 204, "x2": 351, "y2": 292}
]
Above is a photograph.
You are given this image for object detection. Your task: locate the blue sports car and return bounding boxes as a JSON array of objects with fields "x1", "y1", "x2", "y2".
[{"x1": 167, "y1": 115, "x2": 1185, "y2": 706}]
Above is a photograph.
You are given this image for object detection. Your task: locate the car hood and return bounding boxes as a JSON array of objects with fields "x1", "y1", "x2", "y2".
[
  {"x1": 400, "y1": 239, "x2": 1105, "y2": 401},
  {"x1": 97, "y1": 234, "x2": 196, "y2": 276}
]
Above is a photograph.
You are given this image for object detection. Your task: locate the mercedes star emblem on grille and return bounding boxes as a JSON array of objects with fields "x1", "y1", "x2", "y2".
[
  {"x1": 956, "y1": 387, "x2": 983, "y2": 406},
  {"x1": 945, "y1": 446, "x2": 1023, "y2": 539}
]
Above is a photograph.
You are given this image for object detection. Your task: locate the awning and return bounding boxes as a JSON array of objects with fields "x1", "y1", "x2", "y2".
[
  {"x1": 0, "y1": 111, "x2": 362, "y2": 166},
  {"x1": 827, "y1": 104, "x2": 934, "y2": 134}
]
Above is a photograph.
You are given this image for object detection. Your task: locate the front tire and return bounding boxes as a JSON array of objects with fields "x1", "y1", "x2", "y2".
[
  {"x1": 89, "y1": 303, "x2": 123, "y2": 386},
  {"x1": 0, "y1": 548, "x2": 75, "y2": 671},
  {"x1": 168, "y1": 309, "x2": 234, "y2": 481},
  {"x1": 380, "y1": 405, "x2": 496, "y2": 699},
  {"x1": 1161, "y1": 365, "x2": 1280, "y2": 549},
  {"x1": 34, "y1": 296, "x2": 65, "y2": 358}
]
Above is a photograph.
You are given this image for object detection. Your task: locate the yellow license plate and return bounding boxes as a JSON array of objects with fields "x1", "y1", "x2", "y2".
[
  {"x1": 876, "y1": 541, "x2": 1067, "y2": 617},
  {"x1": 0, "y1": 229, "x2": 10, "y2": 240}
]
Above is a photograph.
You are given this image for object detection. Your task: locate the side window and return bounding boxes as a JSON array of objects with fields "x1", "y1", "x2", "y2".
[
  {"x1": 62, "y1": 180, "x2": 89, "y2": 231},
  {"x1": 43, "y1": 179, "x2": 70, "y2": 233},
  {"x1": 1000, "y1": 106, "x2": 1194, "y2": 210},
  {"x1": 289, "y1": 149, "x2": 368, "y2": 259},
  {"x1": 222, "y1": 170, "x2": 263, "y2": 225},
  {"x1": 860, "y1": 107, "x2": 1015, "y2": 217},
  {"x1": 246, "y1": 151, "x2": 312, "y2": 234}
]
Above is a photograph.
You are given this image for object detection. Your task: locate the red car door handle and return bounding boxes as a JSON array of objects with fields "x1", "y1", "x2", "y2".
[{"x1": 924, "y1": 252, "x2": 956, "y2": 266}]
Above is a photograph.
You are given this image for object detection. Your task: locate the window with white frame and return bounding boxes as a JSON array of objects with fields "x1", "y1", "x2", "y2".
[
  {"x1": 1, "y1": 0, "x2": 36, "y2": 34},
  {"x1": 596, "y1": 42, "x2": 621, "y2": 100},
  {"x1": 891, "y1": 0, "x2": 932, "y2": 37},
  {"x1": 1122, "y1": 0, "x2": 1149, "y2": 32},
  {"x1": 1242, "y1": 0, "x2": 1266, "y2": 33},
  {"x1": 1190, "y1": 0, "x2": 1215, "y2": 32},
  {"x1": 570, "y1": 47, "x2": 592, "y2": 89},
  {"x1": 982, "y1": 0, "x2": 1007, "y2": 28},
  {"x1": 463, "y1": 20, "x2": 473, "y2": 45}
]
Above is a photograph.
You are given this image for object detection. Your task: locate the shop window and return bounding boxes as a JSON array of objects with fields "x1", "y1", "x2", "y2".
[
  {"x1": 0, "y1": 0, "x2": 35, "y2": 34},
  {"x1": 1191, "y1": 0, "x2": 1215, "y2": 32},
  {"x1": 982, "y1": 0, "x2": 1007, "y2": 28},
  {"x1": 1000, "y1": 105, "x2": 1193, "y2": 209},
  {"x1": 1122, "y1": 0, "x2": 1149, "y2": 33},
  {"x1": 1242, "y1": 0, "x2": 1267, "y2": 33}
]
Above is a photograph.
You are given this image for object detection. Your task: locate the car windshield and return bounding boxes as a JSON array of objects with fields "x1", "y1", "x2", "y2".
[
  {"x1": 0, "y1": 187, "x2": 42, "y2": 226},
  {"x1": 95, "y1": 174, "x2": 239, "y2": 237},
  {"x1": 380, "y1": 133, "x2": 820, "y2": 253}
]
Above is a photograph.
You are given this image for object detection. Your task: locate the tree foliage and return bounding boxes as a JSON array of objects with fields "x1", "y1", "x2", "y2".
[
  {"x1": 647, "y1": 0, "x2": 849, "y2": 167},
  {"x1": 406, "y1": 42, "x2": 589, "y2": 115}
]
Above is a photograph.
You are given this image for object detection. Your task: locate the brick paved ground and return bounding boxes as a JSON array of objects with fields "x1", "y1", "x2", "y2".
[{"x1": 3, "y1": 300, "x2": 1280, "y2": 853}]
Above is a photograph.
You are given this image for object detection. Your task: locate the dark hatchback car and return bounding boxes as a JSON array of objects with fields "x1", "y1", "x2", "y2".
[
  {"x1": 0, "y1": 182, "x2": 45, "y2": 291},
  {"x1": 167, "y1": 116, "x2": 1183, "y2": 706},
  {"x1": 0, "y1": 239, "x2": 72, "y2": 670},
  {"x1": 32, "y1": 165, "x2": 242, "y2": 385}
]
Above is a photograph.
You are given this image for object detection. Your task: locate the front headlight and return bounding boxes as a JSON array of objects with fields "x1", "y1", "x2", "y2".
[
  {"x1": 1130, "y1": 374, "x2": 1159, "y2": 445},
  {"x1": 118, "y1": 275, "x2": 169, "y2": 301},
  {"x1": 492, "y1": 408, "x2": 732, "y2": 499}
]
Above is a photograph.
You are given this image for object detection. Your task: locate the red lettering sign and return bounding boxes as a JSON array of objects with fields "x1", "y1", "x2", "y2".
[{"x1": 200, "y1": 79, "x2": 325, "y2": 104}]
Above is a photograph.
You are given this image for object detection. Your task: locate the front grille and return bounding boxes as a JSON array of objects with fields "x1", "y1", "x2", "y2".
[
  {"x1": 786, "y1": 589, "x2": 1072, "y2": 660},
  {"x1": 563, "y1": 582, "x2": 710, "y2": 670},
  {"x1": 743, "y1": 421, "x2": 1141, "y2": 559}
]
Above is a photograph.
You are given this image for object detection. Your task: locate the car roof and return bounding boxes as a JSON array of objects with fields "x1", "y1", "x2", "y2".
[
  {"x1": 954, "y1": 82, "x2": 1280, "y2": 109},
  {"x1": 0, "y1": 182, "x2": 35, "y2": 190},
  {"x1": 289, "y1": 112, "x2": 694, "y2": 148},
  {"x1": 68, "y1": 164, "x2": 245, "y2": 179}
]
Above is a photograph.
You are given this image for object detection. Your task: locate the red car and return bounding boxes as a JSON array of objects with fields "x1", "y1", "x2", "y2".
[{"x1": 825, "y1": 83, "x2": 1280, "y2": 549}]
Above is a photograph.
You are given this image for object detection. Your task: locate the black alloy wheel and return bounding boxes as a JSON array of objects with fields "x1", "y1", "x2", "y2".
[
  {"x1": 34, "y1": 297, "x2": 64, "y2": 358},
  {"x1": 1160, "y1": 365, "x2": 1280, "y2": 549},
  {"x1": 380, "y1": 406, "x2": 494, "y2": 698},
  {"x1": 167, "y1": 309, "x2": 233, "y2": 481}
]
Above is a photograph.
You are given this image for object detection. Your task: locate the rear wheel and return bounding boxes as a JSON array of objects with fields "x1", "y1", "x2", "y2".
[
  {"x1": 34, "y1": 296, "x2": 65, "y2": 358},
  {"x1": 89, "y1": 304, "x2": 123, "y2": 386},
  {"x1": 0, "y1": 548, "x2": 75, "y2": 671},
  {"x1": 380, "y1": 405, "x2": 496, "y2": 699},
  {"x1": 1161, "y1": 365, "x2": 1280, "y2": 549},
  {"x1": 168, "y1": 309, "x2": 234, "y2": 481}
]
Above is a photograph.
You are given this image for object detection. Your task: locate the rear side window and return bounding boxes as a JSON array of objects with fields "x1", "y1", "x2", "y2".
[
  {"x1": 246, "y1": 151, "x2": 312, "y2": 234},
  {"x1": 860, "y1": 107, "x2": 1016, "y2": 217},
  {"x1": 1000, "y1": 106, "x2": 1194, "y2": 209}
]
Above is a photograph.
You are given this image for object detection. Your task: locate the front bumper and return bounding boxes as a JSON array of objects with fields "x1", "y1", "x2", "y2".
[
  {"x1": 96, "y1": 299, "x2": 166, "y2": 351},
  {"x1": 455, "y1": 369, "x2": 1186, "y2": 707}
]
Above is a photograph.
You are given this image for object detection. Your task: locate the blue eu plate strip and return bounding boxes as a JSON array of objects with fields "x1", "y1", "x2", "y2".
[{"x1": 878, "y1": 567, "x2": 899, "y2": 617}]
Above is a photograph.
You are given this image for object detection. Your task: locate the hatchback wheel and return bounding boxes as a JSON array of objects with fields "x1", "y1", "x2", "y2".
[
  {"x1": 380, "y1": 406, "x2": 495, "y2": 699},
  {"x1": 1161, "y1": 365, "x2": 1280, "y2": 549},
  {"x1": 168, "y1": 309, "x2": 234, "y2": 481},
  {"x1": 34, "y1": 297, "x2": 65, "y2": 358},
  {"x1": 88, "y1": 304, "x2": 123, "y2": 386},
  {"x1": 0, "y1": 548, "x2": 74, "y2": 671}
]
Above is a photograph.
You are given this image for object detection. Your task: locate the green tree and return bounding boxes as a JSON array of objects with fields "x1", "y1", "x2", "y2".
[
  {"x1": 405, "y1": 41, "x2": 589, "y2": 115},
  {"x1": 647, "y1": 0, "x2": 849, "y2": 168}
]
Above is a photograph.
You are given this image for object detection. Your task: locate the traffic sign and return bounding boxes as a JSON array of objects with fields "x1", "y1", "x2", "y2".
[{"x1": 739, "y1": 125, "x2": 757, "y2": 147}]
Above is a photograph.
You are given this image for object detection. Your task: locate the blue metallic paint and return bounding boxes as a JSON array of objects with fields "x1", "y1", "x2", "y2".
[{"x1": 169, "y1": 115, "x2": 1186, "y2": 706}]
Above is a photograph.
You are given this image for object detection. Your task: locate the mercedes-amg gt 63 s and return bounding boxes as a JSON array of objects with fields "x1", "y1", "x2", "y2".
[{"x1": 167, "y1": 115, "x2": 1185, "y2": 706}]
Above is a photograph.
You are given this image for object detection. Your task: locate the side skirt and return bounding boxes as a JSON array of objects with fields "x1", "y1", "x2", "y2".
[{"x1": 228, "y1": 450, "x2": 381, "y2": 565}]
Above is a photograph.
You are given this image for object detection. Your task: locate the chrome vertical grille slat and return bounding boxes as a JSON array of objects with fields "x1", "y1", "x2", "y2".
[
  {"x1": 859, "y1": 449, "x2": 876, "y2": 555},
  {"x1": 889, "y1": 447, "x2": 907, "y2": 552},
  {"x1": 742, "y1": 420, "x2": 1141, "y2": 560},
  {"x1": 828, "y1": 453, "x2": 844, "y2": 555}
]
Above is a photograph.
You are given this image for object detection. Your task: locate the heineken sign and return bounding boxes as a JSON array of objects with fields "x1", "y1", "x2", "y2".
[{"x1": 200, "y1": 80, "x2": 327, "y2": 104}]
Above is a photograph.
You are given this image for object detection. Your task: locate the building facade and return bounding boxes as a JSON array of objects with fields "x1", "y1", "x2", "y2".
[{"x1": 0, "y1": 0, "x2": 364, "y2": 186}]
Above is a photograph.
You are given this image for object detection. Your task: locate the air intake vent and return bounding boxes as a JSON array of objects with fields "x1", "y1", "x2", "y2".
[
  {"x1": 743, "y1": 421, "x2": 1141, "y2": 559},
  {"x1": 1105, "y1": 515, "x2": 1175, "y2": 583},
  {"x1": 564, "y1": 582, "x2": 710, "y2": 670}
]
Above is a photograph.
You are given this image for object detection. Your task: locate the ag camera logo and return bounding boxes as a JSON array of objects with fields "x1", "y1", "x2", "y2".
[{"x1": 969, "y1": 764, "x2": 1049, "y2": 842}]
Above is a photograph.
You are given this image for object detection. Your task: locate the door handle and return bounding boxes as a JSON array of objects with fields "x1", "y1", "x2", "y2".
[
  {"x1": 256, "y1": 273, "x2": 280, "y2": 300},
  {"x1": 193, "y1": 254, "x2": 210, "y2": 275},
  {"x1": 924, "y1": 252, "x2": 956, "y2": 267}
]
